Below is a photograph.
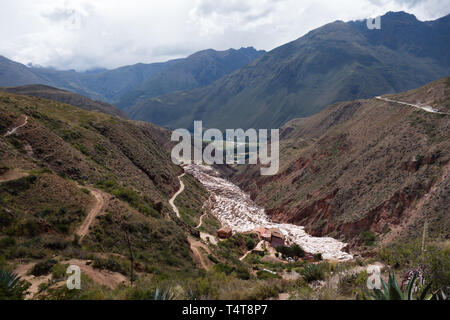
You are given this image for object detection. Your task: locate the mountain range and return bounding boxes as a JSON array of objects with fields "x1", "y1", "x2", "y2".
[
  {"x1": 0, "y1": 12, "x2": 448, "y2": 132},
  {"x1": 128, "y1": 11, "x2": 450, "y2": 130},
  {"x1": 0, "y1": 47, "x2": 264, "y2": 107},
  {"x1": 0, "y1": 9, "x2": 448, "y2": 301}
]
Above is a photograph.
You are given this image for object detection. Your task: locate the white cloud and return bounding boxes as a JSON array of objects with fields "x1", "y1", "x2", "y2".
[{"x1": 0, "y1": 0, "x2": 447, "y2": 71}]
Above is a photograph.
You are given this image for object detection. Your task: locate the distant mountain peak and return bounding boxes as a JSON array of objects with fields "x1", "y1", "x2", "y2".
[{"x1": 383, "y1": 10, "x2": 418, "y2": 21}]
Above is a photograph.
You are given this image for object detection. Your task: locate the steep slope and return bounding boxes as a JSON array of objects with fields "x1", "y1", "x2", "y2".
[
  {"x1": 226, "y1": 78, "x2": 449, "y2": 248},
  {"x1": 0, "y1": 56, "x2": 50, "y2": 87},
  {"x1": 0, "y1": 92, "x2": 314, "y2": 301},
  {"x1": 117, "y1": 47, "x2": 265, "y2": 110},
  {"x1": 0, "y1": 85, "x2": 127, "y2": 118},
  {"x1": 0, "y1": 92, "x2": 197, "y2": 279},
  {"x1": 129, "y1": 11, "x2": 450, "y2": 131}
]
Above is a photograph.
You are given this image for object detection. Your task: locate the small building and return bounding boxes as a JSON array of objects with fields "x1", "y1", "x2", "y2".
[
  {"x1": 254, "y1": 227, "x2": 272, "y2": 242},
  {"x1": 269, "y1": 228, "x2": 285, "y2": 247},
  {"x1": 217, "y1": 227, "x2": 232, "y2": 239}
]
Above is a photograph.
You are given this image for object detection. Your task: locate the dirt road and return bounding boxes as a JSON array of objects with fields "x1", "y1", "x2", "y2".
[
  {"x1": 376, "y1": 96, "x2": 448, "y2": 115},
  {"x1": 0, "y1": 169, "x2": 29, "y2": 183},
  {"x1": 3, "y1": 116, "x2": 28, "y2": 137},
  {"x1": 76, "y1": 188, "x2": 105, "y2": 241},
  {"x1": 239, "y1": 240, "x2": 264, "y2": 261},
  {"x1": 196, "y1": 212, "x2": 207, "y2": 229},
  {"x1": 64, "y1": 259, "x2": 127, "y2": 289},
  {"x1": 188, "y1": 237, "x2": 213, "y2": 271},
  {"x1": 169, "y1": 173, "x2": 185, "y2": 218},
  {"x1": 14, "y1": 262, "x2": 51, "y2": 300}
]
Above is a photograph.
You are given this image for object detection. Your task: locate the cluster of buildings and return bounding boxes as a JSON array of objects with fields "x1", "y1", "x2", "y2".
[{"x1": 217, "y1": 226, "x2": 285, "y2": 248}]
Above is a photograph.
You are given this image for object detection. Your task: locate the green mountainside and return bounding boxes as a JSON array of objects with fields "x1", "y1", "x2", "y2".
[
  {"x1": 0, "y1": 85, "x2": 127, "y2": 118},
  {"x1": 128, "y1": 12, "x2": 450, "y2": 131}
]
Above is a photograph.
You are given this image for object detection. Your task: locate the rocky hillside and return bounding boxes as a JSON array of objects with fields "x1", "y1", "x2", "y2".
[
  {"x1": 0, "y1": 91, "x2": 197, "y2": 284},
  {"x1": 0, "y1": 92, "x2": 309, "y2": 301},
  {"x1": 227, "y1": 78, "x2": 450, "y2": 249},
  {"x1": 130, "y1": 12, "x2": 450, "y2": 131},
  {"x1": 0, "y1": 85, "x2": 127, "y2": 118}
]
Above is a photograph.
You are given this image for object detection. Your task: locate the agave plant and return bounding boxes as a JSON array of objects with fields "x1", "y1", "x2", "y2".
[
  {"x1": 0, "y1": 270, "x2": 29, "y2": 300},
  {"x1": 368, "y1": 271, "x2": 439, "y2": 300},
  {"x1": 300, "y1": 263, "x2": 327, "y2": 283},
  {"x1": 151, "y1": 287, "x2": 176, "y2": 300}
]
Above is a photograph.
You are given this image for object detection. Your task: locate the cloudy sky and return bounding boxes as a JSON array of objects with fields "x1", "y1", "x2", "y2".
[{"x1": 0, "y1": 0, "x2": 448, "y2": 71}]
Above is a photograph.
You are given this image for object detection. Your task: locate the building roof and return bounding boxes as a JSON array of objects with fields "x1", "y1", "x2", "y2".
[
  {"x1": 218, "y1": 226, "x2": 232, "y2": 233},
  {"x1": 269, "y1": 228, "x2": 284, "y2": 239}
]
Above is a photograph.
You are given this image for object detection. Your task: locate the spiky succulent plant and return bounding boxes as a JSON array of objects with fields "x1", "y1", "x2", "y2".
[{"x1": 368, "y1": 271, "x2": 444, "y2": 300}]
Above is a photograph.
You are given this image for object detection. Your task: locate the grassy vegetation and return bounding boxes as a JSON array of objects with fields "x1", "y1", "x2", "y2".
[
  {"x1": 95, "y1": 176, "x2": 160, "y2": 218},
  {"x1": 174, "y1": 174, "x2": 220, "y2": 234},
  {"x1": 0, "y1": 171, "x2": 92, "y2": 261},
  {"x1": 378, "y1": 240, "x2": 450, "y2": 295}
]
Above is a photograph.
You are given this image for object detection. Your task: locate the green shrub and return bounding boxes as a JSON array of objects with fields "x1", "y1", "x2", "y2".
[
  {"x1": 207, "y1": 254, "x2": 218, "y2": 264},
  {"x1": 62, "y1": 130, "x2": 82, "y2": 142},
  {"x1": 0, "y1": 237, "x2": 16, "y2": 249},
  {"x1": 93, "y1": 257, "x2": 128, "y2": 275},
  {"x1": 245, "y1": 238, "x2": 256, "y2": 250},
  {"x1": 301, "y1": 263, "x2": 328, "y2": 282},
  {"x1": 4, "y1": 175, "x2": 37, "y2": 194},
  {"x1": 51, "y1": 263, "x2": 68, "y2": 279},
  {"x1": 235, "y1": 267, "x2": 251, "y2": 280},
  {"x1": 31, "y1": 260, "x2": 57, "y2": 277},
  {"x1": 38, "y1": 281, "x2": 50, "y2": 293},
  {"x1": 14, "y1": 220, "x2": 41, "y2": 237},
  {"x1": 214, "y1": 263, "x2": 235, "y2": 275},
  {"x1": 360, "y1": 231, "x2": 377, "y2": 246},
  {"x1": 313, "y1": 253, "x2": 323, "y2": 261},
  {"x1": 276, "y1": 244, "x2": 305, "y2": 258},
  {"x1": 338, "y1": 272, "x2": 369, "y2": 296},
  {"x1": 0, "y1": 210, "x2": 14, "y2": 228}
]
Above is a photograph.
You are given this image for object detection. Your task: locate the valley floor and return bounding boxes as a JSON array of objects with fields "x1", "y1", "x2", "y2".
[{"x1": 184, "y1": 164, "x2": 352, "y2": 261}]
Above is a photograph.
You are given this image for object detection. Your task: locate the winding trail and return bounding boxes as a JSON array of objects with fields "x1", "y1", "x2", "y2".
[
  {"x1": 195, "y1": 212, "x2": 207, "y2": 229},
  {"x1": 169, "y1": 171, "x2": 219, "y2": 268},
  {"x1": 239, "y1": 240, "x2": 264, "y2": 261},
  {"x1": 169, "y1": 173, "x2": 185, "y2": 218},
  {"x1": 168, "y1": 168, "x2": 224, "y2": 268},
  {"x1": 3, "y1": 116, "x2": 28, "y2": 137},
  {"x1": 0, "y1": 169, "x2": 29, "y2": 183},
  {"x1": 64, "y1": 259, "x2": 127, "y2": 289},
  {"x1": 188, "y1": 237, "x2": 213, "y2": 271},
  {"x1": 14, "y1": 258, "x2": 127, "y2": 299},
  {"x1": 76, "y1": 188, "x2": 105, "y2": 241},
  {"x1": 375, "y1": 96, "x2": 449, "y2": 115}
]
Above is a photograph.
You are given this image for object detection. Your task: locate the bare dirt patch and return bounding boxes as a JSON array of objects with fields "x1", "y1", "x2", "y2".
[
  {"x1": 76, "y1": 188, "x2": 107, "y2": 241},
  {"x1": 63, "y1": 259, "x2": 128, "y2": 289},
  {"x1": 0, "y1": 169, "x2": 29, "y2": 183}
]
